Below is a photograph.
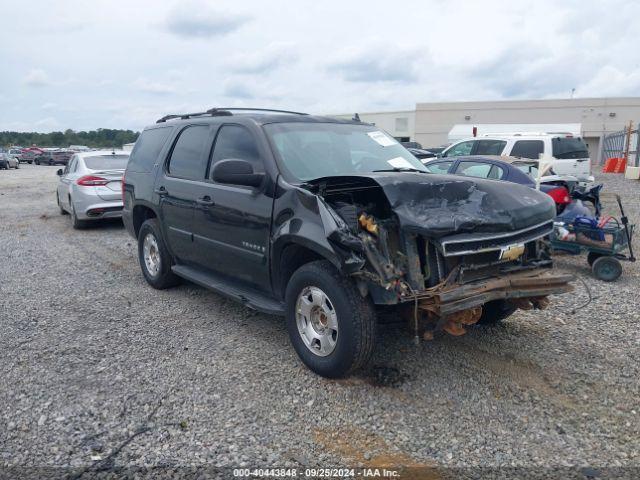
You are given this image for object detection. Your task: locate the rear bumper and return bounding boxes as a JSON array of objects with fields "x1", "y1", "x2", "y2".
[
  {"x1": 413, "y1": 269, "x2": 574, "y2": 316},
  {"x1": 74, "y1": 199, "x2": 123, "y2": 220}
]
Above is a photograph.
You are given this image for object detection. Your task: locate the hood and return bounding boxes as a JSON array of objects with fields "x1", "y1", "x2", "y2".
[{"x1": 307, "y1": 172, "x2": 556, "y2": 238}]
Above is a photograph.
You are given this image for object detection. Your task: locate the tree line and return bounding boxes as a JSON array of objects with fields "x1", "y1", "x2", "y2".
[{"x1": 0, "y1": 129, "x2": 139, "y2": 149}]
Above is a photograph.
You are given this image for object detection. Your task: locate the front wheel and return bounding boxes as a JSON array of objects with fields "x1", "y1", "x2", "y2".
[
  {"x1": 285, "y1": 260, "x2": 376, "y2": 378},
  {"x1": 137, "y1": 219, "x2": 180, "y2": 289},
  {"x1": 476, "y1": 299, "x2": 517, "y2": 325}
]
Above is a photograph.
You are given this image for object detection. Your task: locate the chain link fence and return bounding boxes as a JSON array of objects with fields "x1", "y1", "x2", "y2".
[{"x1": 601, "y1": 124, "x2": 639, "y2": 167}]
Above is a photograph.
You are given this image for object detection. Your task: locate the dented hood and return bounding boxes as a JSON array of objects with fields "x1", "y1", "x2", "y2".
[{"x1": 308, "y1": 172, "x2": 556, "y2": 238}]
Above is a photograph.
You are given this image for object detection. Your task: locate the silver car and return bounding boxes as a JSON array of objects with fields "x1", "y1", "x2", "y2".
[
  {"x1": 0, "y1": 152, "x2": 20, "y2": 169},
  {"x1": 56, "y1": 150, "x2": 129, "y2": 229}
]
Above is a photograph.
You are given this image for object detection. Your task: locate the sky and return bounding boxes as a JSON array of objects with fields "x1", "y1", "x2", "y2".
[{"x1": 1, "y1": 0, "x2": 639, "y2": 132}]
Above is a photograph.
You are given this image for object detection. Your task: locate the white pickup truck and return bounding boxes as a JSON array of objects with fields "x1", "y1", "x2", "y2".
[{"x1": 440, "y1": 132, "x2": 593, "y2": 183}]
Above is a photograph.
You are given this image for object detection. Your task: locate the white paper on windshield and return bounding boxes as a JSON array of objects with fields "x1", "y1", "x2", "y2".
[
  {"x1": 367, "y1": 131, "x2": 397, "y2": 147},
  {"x1": 387, "y1": 157, "x2": 415, "y2": 169}
]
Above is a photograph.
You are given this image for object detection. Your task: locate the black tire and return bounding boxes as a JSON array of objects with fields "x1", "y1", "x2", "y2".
[
  {"x1": 57, "y1": 193, "x2": 68, "y2": 215},
  {"x1": 285, "y1": 260, "x2": 376, "y2": 378},
  {"x1": 587, "y1": 252, "x2": 603, "y2": 266},
  {"x1": 477, "y1": 300, "x2": 517, "y2": 325},
  {"x1": 592, "y1": 256, "x2": 622, "y2": 282},
  {"x1": 28, "y1": 161, "x2": 33, "y2": 164},
  {"x1": 49, "y1": 159, "x2": 54, "y2": 166},
  {"x1": 14, "y1": 162, "x2": 19, "y2": 169},
  {"x1": 137, "y1": 218, "x2": 180, "y2": 289},
  {"x1": 70, "y1": 200, "x2": 88, "y2": 229}
]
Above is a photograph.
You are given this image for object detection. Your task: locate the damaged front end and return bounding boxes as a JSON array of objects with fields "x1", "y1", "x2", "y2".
[{"x1": 303, "y1": 173, "x2": 574, "y2": 336}]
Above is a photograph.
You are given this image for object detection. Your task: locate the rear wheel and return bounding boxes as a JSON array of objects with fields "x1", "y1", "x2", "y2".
[
  {"x1": 57, "y1": 193, "x2": 68, "y2": 215},
  {"x1": 592, "y1": 256, "x2": 622, "y2": 282},
  {"x1": 476, "y1": 300, "x2": 517, "y2": 325},
  {"x1": 285, "y1": 260, "x2": 376, "y2": 378},
  {"x1": 70, "y1": 200, "x2": 88, "y2": 229},
  {"x1": 137, "y1": 219, "x2": 180, "y2": 289}
]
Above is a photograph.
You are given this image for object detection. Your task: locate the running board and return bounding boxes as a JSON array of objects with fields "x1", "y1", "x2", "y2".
[{"x1": 171, "y1": 265, "x2": 285, "y2": 316}]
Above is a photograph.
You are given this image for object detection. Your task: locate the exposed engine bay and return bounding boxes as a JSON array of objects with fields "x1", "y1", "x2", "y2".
[{"x1": 303, "y1": 173, "x2": 574, "y2": 336}]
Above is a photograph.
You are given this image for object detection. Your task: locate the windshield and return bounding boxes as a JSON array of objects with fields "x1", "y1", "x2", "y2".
[
  {"x1": 84, "y1": 155, "x2": 129, "y2": 170},
  {"x1": 264, "y1": 123, "x2": 427, "y2": 181},
  {"x1": 552, "y1": 137, "x2": 589, "y2": 159}
]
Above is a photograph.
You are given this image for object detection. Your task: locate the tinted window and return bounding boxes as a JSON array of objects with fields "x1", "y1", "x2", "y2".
[
  {"x1": 455, "y1": 161, "x2": 504, "y2": 179},
  {"x1": 210, "y1": 125, "x2": 262, "y2": 176},
  {"x1": 84, "y1": 155, "x2": 129, "y2": 170},
  {"x1": 424, "y1": 161, "x2": 453, "y2": 174},
  {"x1": 168, "y1": 125, "x2": 211, "y2": 180},
  {"x1": 474, "y1": 139, "x2": 507, "y2": 155},
  {"x1": 511, "y1": 140, "x2": 544, "y2": 159},
  {"x1": 444, "y1": 141, "x2": 474, "y2": 157},
  {"x1": 552, "y1": 137, "x2": 589, "y2": 159},
  {"x1": 128, "y1": 127, "x2": 171, "y2": 173}
]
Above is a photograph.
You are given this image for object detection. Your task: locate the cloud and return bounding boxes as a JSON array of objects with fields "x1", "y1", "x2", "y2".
[
  {"x1": 24, "y1": 69, "x2": 51, "y2": 87},
  {"x1": 41, "y1": 102, "x2": 58, "y2": 110},
  {"x1": 222, "y1": 81, "x2": 255, "y2": 100},
  {"x1": 132, "y1": 78, "x2": 177, "y2": 95},
  {"x1": 327, "y1": 45, "x2": 424, "y2": 84},
  {"x1": 230, "y1": 43, "x2": 298, "y2": 74},
  {"x1": 165, "y1": 1, "x2": 250, "y2": 38},
  {"x1": 578, "y1": 66, "x2": 640, "y2": 97}
]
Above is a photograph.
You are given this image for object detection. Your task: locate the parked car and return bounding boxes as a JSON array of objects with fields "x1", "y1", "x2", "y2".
[
  {"x1": 440, "y1": 133, "x2": 593, "y2": 183},
  {"x1": 423, "y1": 155, "x2": 576, "y2": 214},
  {"x1": 56, "y1": 150, "x2": 130, "y2": 228},
  {"x1": 121, "y1": 108, "x2": 573, "y2": 378},
  {"x1": 36, "y1": 149, "x2": 73, "y2": 166},
  {"x1": 400, "y1": 141, "x2": 422, "y2": 149},
  {"x1": 407, "y1": 147, "x2": 438, "y2": 160},
  {"x1": 7, "y1": 148, "x2": 24, "y2": 164},
  {"x1": 0, "y1": 152, "x2": 20, "y2": 169},
  {"x1": 19, "y1": 147, "x2": 44, "y2": 164}
]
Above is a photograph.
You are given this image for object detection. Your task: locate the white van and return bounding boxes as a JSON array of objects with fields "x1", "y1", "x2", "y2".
[{"x1": 440, "y1": 133, "x2": 593, "y2": 182}]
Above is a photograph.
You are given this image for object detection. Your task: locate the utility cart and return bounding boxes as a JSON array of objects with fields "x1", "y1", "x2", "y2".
[{"x1": 551, "y1": 195, "x2": 635, "y2": 281}]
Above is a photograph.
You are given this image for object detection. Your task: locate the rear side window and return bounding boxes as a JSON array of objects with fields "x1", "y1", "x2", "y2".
[
  {"x1": 474, "y1": 139, "x2": 507, "y2": 155},
  {"x1": 167, "y1": 125, "x2": 211, "y2": 180},
  {"x1": 127, "y1": 127, "x2": 172, "y2": 173},
  {"x1": 210, "y1": 125, "x2": 262, "y2": 178},
  {"x1": 455, "y1": 161, "x2": 504, "y2": 179},
  {"x1": 552, "y1": 137, "x2": 589, "y2": 159},
  {"x1": 424, "y1": 161, "x2": 452, "y2": 174},
  {"x1": 511, "y1": 140, "x2": 544, "y2": 159}
]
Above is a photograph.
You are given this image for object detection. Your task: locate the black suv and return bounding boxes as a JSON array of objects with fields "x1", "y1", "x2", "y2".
[{"x1": 123, "y1": 108, "x2": 573, "y2": 378}]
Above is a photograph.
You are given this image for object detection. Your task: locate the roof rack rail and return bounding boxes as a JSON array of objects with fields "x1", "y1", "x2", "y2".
[{"x1": 156, "y1": 107, "x2": 308, "y2": 123}]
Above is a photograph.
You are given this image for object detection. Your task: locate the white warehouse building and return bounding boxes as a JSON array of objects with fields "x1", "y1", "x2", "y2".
[{"x1": 338, "y1": 97, "x2": 640, "y2": 164}]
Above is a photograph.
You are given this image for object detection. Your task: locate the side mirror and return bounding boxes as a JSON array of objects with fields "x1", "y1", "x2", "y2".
[
  {"x1": 212, "y1": 159, "x2": 264, "y2": 188},
  {"x1": 56, "y1": 169, "x2": 63, "y2": 176}
]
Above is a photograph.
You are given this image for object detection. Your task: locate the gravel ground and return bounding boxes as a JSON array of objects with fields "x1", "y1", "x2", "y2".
[{"x1": 0, "y1": 165, "x2": 639, "y2": 478}]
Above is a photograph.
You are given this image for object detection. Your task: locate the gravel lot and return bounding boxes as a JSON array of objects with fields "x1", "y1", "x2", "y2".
[{"x1": 1, "y1": 164, "x2": 639, "y2": 478}]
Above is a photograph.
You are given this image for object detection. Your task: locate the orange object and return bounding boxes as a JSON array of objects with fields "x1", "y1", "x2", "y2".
[{"x1": 603, "y1": 157, "x2": 626, "y2": 173}]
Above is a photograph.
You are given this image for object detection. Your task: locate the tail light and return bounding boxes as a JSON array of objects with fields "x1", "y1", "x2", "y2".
[
  {"x1": 77, "y1": 175, "x2": 109, "y2": 186},
  {"x1": 545, "y1": 186, "x2": 571, "y2": 205}
]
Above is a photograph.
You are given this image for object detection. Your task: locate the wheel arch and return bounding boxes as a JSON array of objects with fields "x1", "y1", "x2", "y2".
[
  {"x1": 272, "y1": 237, "x2": 343, "y2": 300},
  {"x1": 132, "y1": 204, "x2": 159, "y2": 238}
]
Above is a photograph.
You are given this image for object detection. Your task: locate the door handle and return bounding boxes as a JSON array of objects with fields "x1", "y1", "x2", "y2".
[
  {"x1": 154, "y1": 186, "x2": 168, "y2": 196},
  {"x1": 196, "y1": 195, "x2": 215, "y2": 207}
]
